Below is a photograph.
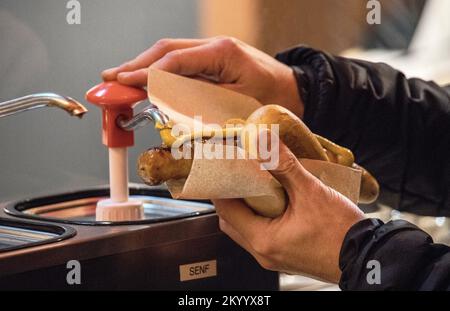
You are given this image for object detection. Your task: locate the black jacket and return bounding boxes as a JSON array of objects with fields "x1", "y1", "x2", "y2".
[{"x1": 276, "y1": 46, "x2": 450, "y2": 290}]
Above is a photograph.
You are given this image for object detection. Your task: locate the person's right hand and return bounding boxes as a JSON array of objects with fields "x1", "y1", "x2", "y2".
[
  {"x1": 213, "y1": 131, "x2": 365, "y2": 283},
  {"x1": 102, "y1": 37, "x2": 304, "y2": 118}
]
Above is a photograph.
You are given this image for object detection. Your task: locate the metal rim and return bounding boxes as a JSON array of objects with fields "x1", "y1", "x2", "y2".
[
  {"x1": 0, "y1": 217, "x2": 76, "y2": 253},
  {"x1": 3, "y1": 186, "x2": 214, "y2": 226}
]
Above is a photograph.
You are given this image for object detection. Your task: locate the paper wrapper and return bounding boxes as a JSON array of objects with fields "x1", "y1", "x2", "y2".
[
  {"x1": 147, "y1": 69, "x2": 362, "y2": 216},
  {"x1": 147, "y1": 68, "x2": 261, "y2": 129}
]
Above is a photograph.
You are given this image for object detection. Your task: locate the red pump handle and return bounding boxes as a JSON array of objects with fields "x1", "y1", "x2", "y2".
[{"x1": 86, "y1": 81, "x2": 147, "y2": 147}]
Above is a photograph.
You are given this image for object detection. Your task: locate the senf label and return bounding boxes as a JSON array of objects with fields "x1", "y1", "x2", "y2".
[{"x1": 179, "y1": 259, "x2": 217, "y2": 281}]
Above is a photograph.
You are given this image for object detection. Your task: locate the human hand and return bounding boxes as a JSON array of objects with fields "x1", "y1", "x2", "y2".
[
  {"x1": 213, "y1": 133, "x2": 365, "y2": 283},
  {"x1": 102, "y1": 37, "x2": 304, "y2": 117}
]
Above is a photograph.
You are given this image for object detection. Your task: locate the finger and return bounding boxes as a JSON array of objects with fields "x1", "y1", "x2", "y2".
[
  {"x1": 102, "y1": 38, "x2": 211, "y2": 81},
  {"x1": 150, "y1": 41, "x2": 233, "y2": 80},
  {"x1": 218, "y1": 218, "x2": 253, "y2": 251},
  {"x1": 117, "y1": 68, "x2": 148, "y2": 87},
  {"x1": 117, "y1": 68, "x2": 220, "y2": 87},
  {"x1": 219, "y1": 218, "x2": 275, "y2": 270},
  {"x1": 212, "y1": 199, "x2": 269, "y2": 244},
  {"x1": 102, "y1": 67, "x2": 121, "y2": 81},
  {"x1": 218, "y1": 218, "x2": 269, "y2": 261},
  {"x1": 117, "y1": 72, "x2": 227, "y2": 88},
  {"x1": 257, "y1": 129, "x2": 316, "y2": 198}
]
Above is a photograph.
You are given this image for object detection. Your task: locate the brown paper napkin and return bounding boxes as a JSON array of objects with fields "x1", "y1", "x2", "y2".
[{"x1": 147, "y1": 69, "x2": 362, "y2": 215}]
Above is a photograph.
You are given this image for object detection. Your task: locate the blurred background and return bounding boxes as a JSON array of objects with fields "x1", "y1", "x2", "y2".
[{"x1": 0, "y1": 0, "x2": 449, "y2": 290}]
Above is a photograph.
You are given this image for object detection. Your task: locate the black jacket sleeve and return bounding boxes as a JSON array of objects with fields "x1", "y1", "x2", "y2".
[
  {"x1": 339, "y1": 218, "x2": 450, "y2": 290},
  {"x1": 275, "y1": 46, "x2": 450, "y2": 290},
  {"x1": 276, "y1": 46, "x2": 450, "y2": 216}
]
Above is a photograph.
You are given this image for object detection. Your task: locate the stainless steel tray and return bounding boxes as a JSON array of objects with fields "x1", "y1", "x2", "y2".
[
  {"x1": 4, "y1": 186, "x2": 214, "y2": 226},
  {"x1": 0, "y1": 218, "x2": 76, "y2": 253}
]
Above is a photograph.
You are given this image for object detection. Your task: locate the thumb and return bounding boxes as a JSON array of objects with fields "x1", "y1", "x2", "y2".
[{"x1": 257, "y1": 129, "x2": 316, "y2": 198}]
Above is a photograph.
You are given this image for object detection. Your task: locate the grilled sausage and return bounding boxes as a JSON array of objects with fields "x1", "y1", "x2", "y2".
[{"x1": 138, "y1": 104, "x2": 379, "y2": 217}]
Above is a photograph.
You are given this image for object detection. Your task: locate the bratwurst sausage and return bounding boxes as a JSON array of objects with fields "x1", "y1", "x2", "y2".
[{"x1": 138, "y1": 105, "x2": 379, "y2": 216}]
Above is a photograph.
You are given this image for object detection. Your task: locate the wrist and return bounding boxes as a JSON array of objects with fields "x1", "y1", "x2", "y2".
[
  {"x1": 277, "y1": 67, "x2": 305, "y2": 119},
  {"x1": 322, "y1": 209, "x2": 365, "y2": 283}
]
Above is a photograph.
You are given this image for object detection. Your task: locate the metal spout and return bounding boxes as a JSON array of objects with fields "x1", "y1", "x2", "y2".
[
  {"x1": 118, "y1": 104, "x2": 170, "y2": 131},
  {"x1": 0, "y1": 93, "x2": 88, "y2": 119}
]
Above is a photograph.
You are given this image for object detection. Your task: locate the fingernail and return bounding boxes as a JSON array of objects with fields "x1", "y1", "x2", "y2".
[
  {"x1": 101, "y1": 68, "x2": 118, "y2": 80},
  {"x1": 117, "y1": 72, "x2": 131, "y2": 80},
  {"x1": 102, "y1": 67, "x2": 116, "y2": 75}
]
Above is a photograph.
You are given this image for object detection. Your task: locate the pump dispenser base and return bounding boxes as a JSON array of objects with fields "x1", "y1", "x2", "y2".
[
  {"x1": 96, "y1": 199, "x2": 144, "y2": 221},
  {"x1": 86, "y1": 81, "x2": 148, "y2": 222}
]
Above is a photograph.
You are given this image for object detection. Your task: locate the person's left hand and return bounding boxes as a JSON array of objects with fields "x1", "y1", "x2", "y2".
[
  {"x1": 213, "y1": 133, "x2": 365, "y2": 283},
  {"x1": 101, "y1": 37, "x2": 303, "y2": 118}
]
